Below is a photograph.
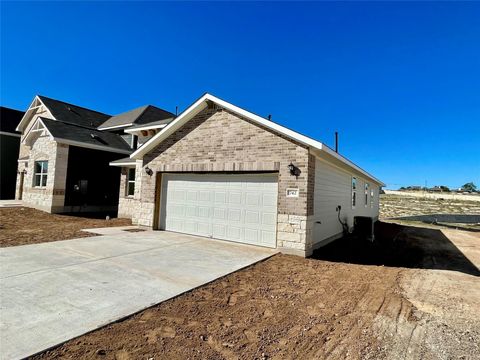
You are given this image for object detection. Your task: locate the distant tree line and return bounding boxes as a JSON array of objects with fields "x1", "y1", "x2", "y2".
[{"x1": 399, "y1": 182, "x2": 477, "y2": 193}]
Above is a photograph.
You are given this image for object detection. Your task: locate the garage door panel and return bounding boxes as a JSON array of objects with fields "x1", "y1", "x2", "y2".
[
  {"x1": 245, "y1": 210, "x2": 260, "y2": 224},
  {"x1": 215, "y1": 191, "x2": 227, "y2": 203},
  {"x1": 262, "y1": 213, "x2": 277, "y2": 225},
  {"x1": 165, "y1": 218, "x2": 183, "y2": 232},
  {"x1": 185, "y1": 205, "x2": 197, "y2": 217},
  {"x1": 261, "y1": 231, "x2": 276, "y2": 245},
  {"x1": 213, "y1": 207, "x2": 227, "y2": 220},
  {"x1": 227, "y1": 226, "x2": 242, "y2": 240},
  {"x1": 184, "y1": 221, "x2": 197, "y2": 234},
  {"x1": 197, "y1": 222, "x2": 211, "y2": 236},
  {"x1": 199, "y1": 191, "x2": 210, "y2": 202},
  {"x1": 212, "y1": 224, "x2": 226, "y2": 238},
  {"x1": 186, "y1": 191, "x2": 197, "y2": 201},
  {"x1": 173, "y1": 190, "x2": 186, "y2": 201},
  {"x1": 244, "y1": 228, "x2": 259, "y2": 242},
  {"x1": 263, "y1": 193, "x2": 277, "y2": 206},
  {"x1": 198, "y1": 206, "x2": 210, "y2": 218},
  {"x1": 246, "y1": 193, "x2": 260, "y2": 206},
  {"x1": 228, "y1": 192, "x2": 242, "y2": 204},
  {"x1": 228, "y1": 209, "x2": 242, "y2": 222},
  {"x1": 161, "y1": 174, "x2": 278, "y2": 248}
]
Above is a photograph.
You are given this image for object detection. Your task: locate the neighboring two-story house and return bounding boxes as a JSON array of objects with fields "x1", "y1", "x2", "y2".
[
  {"x1": 15, "y1": 95, "x2": 174, "y2": 214},
  {"x1": 0, "y1": 107, "x2": 24, "y2": 199}
]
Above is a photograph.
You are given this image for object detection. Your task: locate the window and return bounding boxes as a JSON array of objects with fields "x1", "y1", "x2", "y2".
[
  {"x1": 34, "y1": 161, "x2": 48, "y2": 187},
  {"x1": 365, "y1": 183, "x2": 369, "y2": 207},
  {"x1": 370, "y1": 188, "x2": 374, "y2": 208},
  {"x1": 127, "y1": 168, "x2": 135, "y2": 196},
  {"x1": 352, "y1": 177, "x2": 357, "y2": 208}
]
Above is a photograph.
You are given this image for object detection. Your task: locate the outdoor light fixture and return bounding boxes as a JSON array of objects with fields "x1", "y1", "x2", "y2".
[
  {"x1": 287, "y1": 162, "x2": 300, "y2": 177},
  {"x1": 145, "y1": 166, "x2": 153, "y2": 176}
]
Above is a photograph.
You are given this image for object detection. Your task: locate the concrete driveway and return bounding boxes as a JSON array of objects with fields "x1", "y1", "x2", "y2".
[{"x1": 0, "y1": 230, "x2": 276, "y2": 360}]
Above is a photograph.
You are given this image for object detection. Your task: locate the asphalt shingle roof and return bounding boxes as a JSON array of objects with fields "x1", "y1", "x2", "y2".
[
  {"x1": 38, "y1": 95, "x2": 111, "y2": 129},
  {"x1": 0, "y1": 107, "x2": 24, "y2": 134},
  {"x1": 40, "y1": 118, "x2": 131, "y2": 152},
  {"x1": 98, "y1": 105, "x2": 175, "y2": 130}
]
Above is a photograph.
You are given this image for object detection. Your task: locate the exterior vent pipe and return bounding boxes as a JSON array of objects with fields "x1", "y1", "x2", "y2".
[{"x1": 335, "y1": 131, "x2": 339, "y2": 153}]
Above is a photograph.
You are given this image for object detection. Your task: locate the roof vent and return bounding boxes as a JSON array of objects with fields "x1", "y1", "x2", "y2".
[
  {"x1": 67, "y1": 106, "x2": 80, "y2": 116},
  {"x1": 90, "y1": 133, "x2": 108, "y2": 145}
]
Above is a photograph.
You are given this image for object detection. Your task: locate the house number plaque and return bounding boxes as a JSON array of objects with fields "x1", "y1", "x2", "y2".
[{"x1": 286, "y1": 188, "x2": 299, "y2": 198}]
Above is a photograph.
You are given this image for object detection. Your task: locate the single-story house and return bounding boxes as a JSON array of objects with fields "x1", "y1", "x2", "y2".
[
  {"x1": 15, "y1": 95, "x2": 174, "y2": 213},
  {"x1": 0, "y1": 107, "x2": 24, "y2": 199},
  {"x1": 110, "y1": 93, "x2": 384, "y2": 257}
]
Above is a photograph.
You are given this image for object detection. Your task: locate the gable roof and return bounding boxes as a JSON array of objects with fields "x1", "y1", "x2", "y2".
[
  {"x1": 98, "y1": 105, "x2": 175, "y2": 130},
  {"x1": 131, "y1": 93, "x2": 384, "y2": 186},
  {"x1": 37, "y1": 95, "x2": 111, "y2": 129},
  {"x1": 40, "y1": 118, "x2": 131, "y2": 154},
  {"x1": 0, "y1": 106, "x2": 24, "y2": 134}
]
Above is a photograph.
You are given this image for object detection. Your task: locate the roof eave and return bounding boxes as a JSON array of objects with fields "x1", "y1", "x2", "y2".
[
  {"x1": 130, "y1": 93, "x2": 384, "y2": 186},
  {"x1": 53, "y1": 137, "x2": 132, "y2": 155}
]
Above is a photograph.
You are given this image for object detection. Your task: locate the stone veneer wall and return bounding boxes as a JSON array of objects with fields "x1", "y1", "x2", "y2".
[
  {"x1": 117, "y1": 167, "x2": 140, "y2": 219},
  {"x1": 132, "y1": 106, "x2": 316, "y2": 256},
  {"x1": 16, "y1": 135, "x2": 69, "y2": 213}
]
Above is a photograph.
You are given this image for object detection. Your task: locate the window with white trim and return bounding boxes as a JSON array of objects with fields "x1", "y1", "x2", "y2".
[
  {"x1": 370, "y1": 188, "x2": 374, "y2": 208},
  {"x1": 352, "y1": 177, "x2": 357, "y2": 208},
  {"x1": 127, "y1": 168, "x2": 135, "y2": 196},
  {"x1": 34, "y1": 161, "x2": 48, "y2": 187},
  {"x1": 365, "y1": 183, "x2": 369, "y2": 207}
]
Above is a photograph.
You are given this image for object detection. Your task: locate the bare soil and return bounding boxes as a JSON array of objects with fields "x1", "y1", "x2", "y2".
[
  {"x1": 32, "y1": 223, "x2": 480, "y2": 360},
  {"x1": 0, "y1": 207, "x2": 131, "y2": 247}
]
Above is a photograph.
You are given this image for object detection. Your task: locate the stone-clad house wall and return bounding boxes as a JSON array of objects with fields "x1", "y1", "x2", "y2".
[
  {"x1": 130, "y1": 106, "x2": 316, "y2": 256},
  {"x1": 117, "y1": 167, "x2": 139, "y2": 219},
  {"x1": 16, "y1": 135, "x2": 69, "y2": 213}
]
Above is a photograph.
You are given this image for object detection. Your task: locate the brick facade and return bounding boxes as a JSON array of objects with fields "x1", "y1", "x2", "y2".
[{"x1": 130, "y1": 106, "x2": 316, "y2": 256}]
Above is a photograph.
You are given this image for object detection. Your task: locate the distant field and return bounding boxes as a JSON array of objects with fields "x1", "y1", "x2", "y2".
[
  {"x1": 384, "y1": 190, "x2": 480, "y2": 202},
  {"x1": 380, "y1": 192, "x2": 480, "y2": 219}
]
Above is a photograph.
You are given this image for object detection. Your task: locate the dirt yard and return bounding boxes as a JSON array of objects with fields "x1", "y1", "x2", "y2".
[
  {"x1": 0, "y1": 207, "x2": 131, "y2": 247},
  {"x1": 33, "y1": 223, "x2": 480, "y2": 360}
]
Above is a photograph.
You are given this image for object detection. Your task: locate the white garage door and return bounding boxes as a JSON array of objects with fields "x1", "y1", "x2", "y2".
[{"x1": 159, "y1": 173, "x2": 278, "y2": 248}]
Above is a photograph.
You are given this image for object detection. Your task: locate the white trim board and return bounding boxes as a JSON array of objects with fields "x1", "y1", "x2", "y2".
[
  {"x1": 109, "y1": 160, "x2": 136, "y2": 167},
  {"x1": 124, "y1": 123, "x2": 168, "y2": 133},
  {"x1": 130, "y1": 93, "x2": 384, "y2": 186},
  {"x1": 15, "y1": 96, "x2": 55, "y2": 133},
  {"x1": 97, "y1": 123, "x2": 134, "y2": 131}
]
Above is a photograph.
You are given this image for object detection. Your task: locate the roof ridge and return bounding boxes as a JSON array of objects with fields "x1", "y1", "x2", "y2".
[
  {"x1": 37, "y1": 95, "x2": 111, "y2": 117},
  {"x1": 143, "y1": 104, "x2": 175, "y2": 117},
  {"x1": 0, "y1": 106, "x2": 24, "y2": 113}
]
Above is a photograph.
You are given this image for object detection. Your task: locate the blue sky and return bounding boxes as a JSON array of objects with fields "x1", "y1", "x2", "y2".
[{"x1": 1, "y1": 2, "x2": 479, "y2": 189}]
